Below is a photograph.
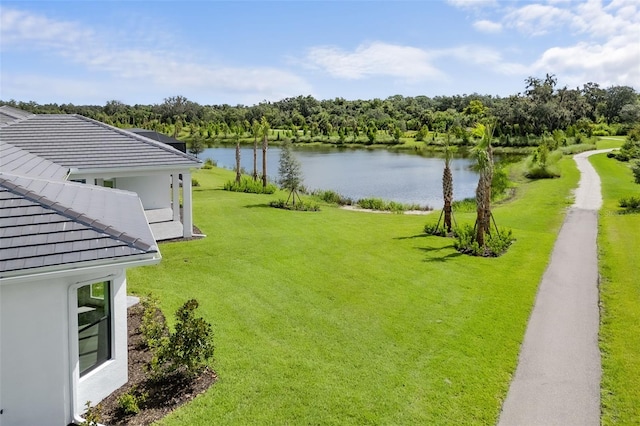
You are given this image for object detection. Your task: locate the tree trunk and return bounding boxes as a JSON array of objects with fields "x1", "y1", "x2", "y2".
[
  {"x1": 262, "y1": 135, "x2": 268, "y2": 188},
  {"x1": 253, "y1": 137, "x2": 258, "y2": 181},
  {"x1": 443, "y1": 164, "x2": 453, "y2": 233},
  {"x1": 235, "y1": 141, "x2": 241, "y2": 184}
]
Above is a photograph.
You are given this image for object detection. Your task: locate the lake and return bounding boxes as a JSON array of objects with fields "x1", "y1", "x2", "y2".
[{"x1": 201, "y1": 146, "x2": 481, "y2": 209}]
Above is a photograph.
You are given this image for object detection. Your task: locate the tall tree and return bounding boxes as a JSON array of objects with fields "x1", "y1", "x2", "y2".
[{"x1": 260, "y1": 117, "x2": 270, "y2": 188}]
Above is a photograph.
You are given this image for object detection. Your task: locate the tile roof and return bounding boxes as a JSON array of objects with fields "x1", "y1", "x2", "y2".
[
  {"x1": 0, "y1": 141, "x2": 69, "y2": 180},
  {"x1": 0, "y1": 173, "x2": 159, "y2": 277},
  {"x1": 0, "y1": 113, "x2": 201, "y2": 170},
  {"x1": 0, "y1": 105, "x2": 34, "y2": 125}
]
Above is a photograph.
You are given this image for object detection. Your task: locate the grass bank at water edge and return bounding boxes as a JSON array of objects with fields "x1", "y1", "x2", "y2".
[{"x1": 128, "y1": 159, "x2": 579, "y2": 425}]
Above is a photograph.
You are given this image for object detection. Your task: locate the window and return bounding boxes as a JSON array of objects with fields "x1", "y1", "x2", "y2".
[{"x1": 77, "y1": 281, "x2": 111, "y2": 376}]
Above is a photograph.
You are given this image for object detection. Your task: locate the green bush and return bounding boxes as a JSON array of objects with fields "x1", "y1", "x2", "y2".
[
  {"x1": 151, "y1": 299, "x2": 215, "y2": 379},
  {"x1": 632, "y1": 161, "x2": 640, "y2": 184},
  {"x1": 269, "y1": 199, "x2": 320, "y2": 211},
  {"x1": 202, "y1": 158, "x2": 217, "y2": 169},
  {"x1": 224, "y1": 176, "x2": 277, "y2": 194},
  {"x1": 453, "y1": 224, "x2": 515, "y2": 257},
  {"x1": 192, "y1": 178, "x2": 200, "y2": 187},
  {"x1": 312, "y1": 189, "x2": 353, "y2": 205},
  {"x1": 355, "y1": 197, "x2": 427, "y2": 212},
  {"x1": 424, "y1": 222, "x2": 447, "y2": 237},
  {"x1": 619, "y1": 196, "x2": 640, "y2": 210}
]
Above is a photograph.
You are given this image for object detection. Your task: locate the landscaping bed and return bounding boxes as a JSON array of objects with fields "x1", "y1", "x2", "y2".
[{"x1": 96, "y1": 304, "x2": 216, "y2": 425}]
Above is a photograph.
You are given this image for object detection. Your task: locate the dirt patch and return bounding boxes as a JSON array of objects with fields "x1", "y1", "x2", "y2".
[{"x1": 96, "y1": 304, "x2": 217, "y2": 425}]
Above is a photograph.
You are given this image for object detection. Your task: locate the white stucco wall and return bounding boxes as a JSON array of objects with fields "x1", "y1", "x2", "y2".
[
  {"x1": 0, "y1": 267, "x2": 128, "y2": 425},
  {"x1": 115, "y1": 175, "x2": 170, "y2": 210}
]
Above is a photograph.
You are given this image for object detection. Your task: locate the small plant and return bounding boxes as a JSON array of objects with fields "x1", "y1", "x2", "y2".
[
  {"x1": 117, "y1": 388, "x2": 147, "y2": 415},
  {"x1": 80, "y1": 401, "x2": 102, "y2": 426},
  {"x1": 191, "y1": 178, "x2": 200, "y2": 187},
  {"x1": 224, "y1": 176, "x2": 277, "y2": 194},
  {"x1": 270, "y1": 199, "x2": 320, "y2": 211}
]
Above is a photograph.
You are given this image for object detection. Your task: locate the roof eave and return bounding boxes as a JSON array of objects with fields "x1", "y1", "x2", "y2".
[
  {"x1": 68, "y1": 163, "x2": 203, "y2": 177},
  {"x1": 0, "y1": 251, "x2": 161, "y2": 285}
]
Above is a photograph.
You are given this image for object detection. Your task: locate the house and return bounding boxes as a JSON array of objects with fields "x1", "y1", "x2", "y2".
[
  {"x1": 0, "y1": 106, "x2": 202, "y2": 241},
  {"x1": 0, "y1": 106, "x2": 201, "y2": 424}
]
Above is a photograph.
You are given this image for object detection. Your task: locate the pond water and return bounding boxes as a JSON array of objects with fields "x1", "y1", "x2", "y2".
[{"x1": 201, "y1": 146, "x2": 481, "y2": 209}]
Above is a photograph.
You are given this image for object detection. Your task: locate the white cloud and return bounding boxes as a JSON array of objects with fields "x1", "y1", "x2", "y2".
[
  {"x1": 304, "y1": 42, "x2": 443, "y2": 81},
  {"x1": 446, "y1": 0, "x2": 498, "y2": 10},
  {"x1": 473, "y1": 19, "x2": 503, "y2": 33},
  {"x1": 0, "y1": 7, "x2": 312, "y2": 104},
  {"x1": 504, "y1": 4, "x2": 573, "y2": 36}
]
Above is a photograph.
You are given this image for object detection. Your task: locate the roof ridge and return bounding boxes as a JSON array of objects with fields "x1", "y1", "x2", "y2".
[
  {"x1": 72, "y1": 114, "x2": 202, "y2": 163},
  {"x1": 0, "y1": 174, "x2": 156, "y2": 253}
]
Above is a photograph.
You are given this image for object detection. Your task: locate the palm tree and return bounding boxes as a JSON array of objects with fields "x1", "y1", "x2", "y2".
[
  {"x1": 260, "y1": 117, "x2": 270, "y2": 188},
  {"x1": 233, "y1": 125, "x2": 242, "y2": 184},
  {"x1": 251, "y1": 119, "x2": 260, "y2": 181},
  {"x1": 442, "y1": 133, "x2": 454, "y2": 233},
  {"x1": 474, "y1": 122, "x2": 495, "y2": 247}
]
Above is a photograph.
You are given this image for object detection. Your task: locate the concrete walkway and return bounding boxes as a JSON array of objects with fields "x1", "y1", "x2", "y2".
[{"x1": 498, "y1": 149, "x2": 612, "y2": 426}]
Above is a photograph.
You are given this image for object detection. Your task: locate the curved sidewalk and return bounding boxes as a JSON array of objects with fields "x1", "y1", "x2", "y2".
[{"x1": 498, "y1": 150, "x2": 612, "y2": 426}]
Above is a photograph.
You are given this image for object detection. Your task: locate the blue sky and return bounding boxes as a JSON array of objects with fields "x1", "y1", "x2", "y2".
[{"x1": 1, "y1": 0, "x2": 638, "y2": 106}]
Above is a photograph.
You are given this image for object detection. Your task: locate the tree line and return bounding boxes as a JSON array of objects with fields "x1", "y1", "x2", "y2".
[{"x1": 2, "y1": 74, "x2": 638, "y2": 146}]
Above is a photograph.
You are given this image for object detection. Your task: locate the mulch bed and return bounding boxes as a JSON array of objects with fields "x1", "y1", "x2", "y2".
[{"x1": 96, "y1": 304, "x2": 217, "y2": 425}]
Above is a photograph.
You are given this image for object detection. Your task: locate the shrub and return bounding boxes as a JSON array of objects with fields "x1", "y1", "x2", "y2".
[
  {"x1": 202, "y1": 158, "x2": 217, "y2": 169},
  {"x1": 224, "y1": 176, "x2": 277, "y2": 194},
  {"x1": 424, "y1": 222, "x2": 447, "y2": 237},
  {"x1": 632, "y1": 161, "x2": 640, "y2": 184},
  {"x1": 151, "y1": 299, "x2": 215, "y2": 379},
  {"x1": 619, "y1": 196, "x2": 640, "y2": 210},
  {"x1": 117, "y1": 388, "x2": 147, "y2": 415},
  {"x1": 357, "y1": 197, "x2": 386, "y2": 211},
  {"x1": 453, "y1": 224, "x2": 515, "y2": 257},
  {"x1": 312, "y1": 189, "x2": 353, "y2": 205},
  {"x1": 191, "y1": 178, "x2": 200, "y2": 187},
  {"x1": 269, "y1": 199, "x2": 320, "y2": 211}
]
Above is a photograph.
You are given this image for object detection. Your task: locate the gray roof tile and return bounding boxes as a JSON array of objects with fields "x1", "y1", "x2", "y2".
[
  {"x1": 0, "y1": 141, "x2": 68, "y2": 180},
  {"x1": 0, "y1": 173, "x2": 159, "y2": 277},
  {"x1": 0, "y1": 113, "x2": 201, "y2": 171}
]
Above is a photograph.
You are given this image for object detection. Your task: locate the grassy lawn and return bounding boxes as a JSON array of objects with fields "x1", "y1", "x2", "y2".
[
  {"x1": 128, "y1": 159, "x2": 579, "y2": 425},
  {"x1": 591, "y1": 154, "x2": 640, "y2": 425}
]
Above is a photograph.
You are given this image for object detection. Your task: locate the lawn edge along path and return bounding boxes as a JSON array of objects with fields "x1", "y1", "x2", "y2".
[{"x1": 498, "y1": 149, "x2": 612, "y2": 426}]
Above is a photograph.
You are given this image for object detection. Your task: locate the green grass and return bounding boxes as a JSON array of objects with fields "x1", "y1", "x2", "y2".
[
  {"x1": 591, "y1": 154, "x2": 640, "y2": 425},
  {"x1": 596, "y1": 136, "x2": 625, "y2": 150},
  {"x1": 127, "y1": 159, "x2": 579, "y2": 425}
]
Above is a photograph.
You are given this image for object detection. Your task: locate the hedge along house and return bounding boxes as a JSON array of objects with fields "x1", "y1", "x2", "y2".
[
  {"x1": 0, "y1": 106, "x2": 202, "y2": 241},
  {"x1": 0, "y1": 170, "x2": 160, "y2": 425}
]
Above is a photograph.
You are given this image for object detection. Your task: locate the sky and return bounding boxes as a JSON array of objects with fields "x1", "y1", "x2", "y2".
[{"x1": 1, "y1": 0, "x2": 638, "y2": 106}]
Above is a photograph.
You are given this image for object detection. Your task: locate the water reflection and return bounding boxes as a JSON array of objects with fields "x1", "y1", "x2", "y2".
[{"x1": 201, "y1": 146, "x2": 481, "y2": 208}]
